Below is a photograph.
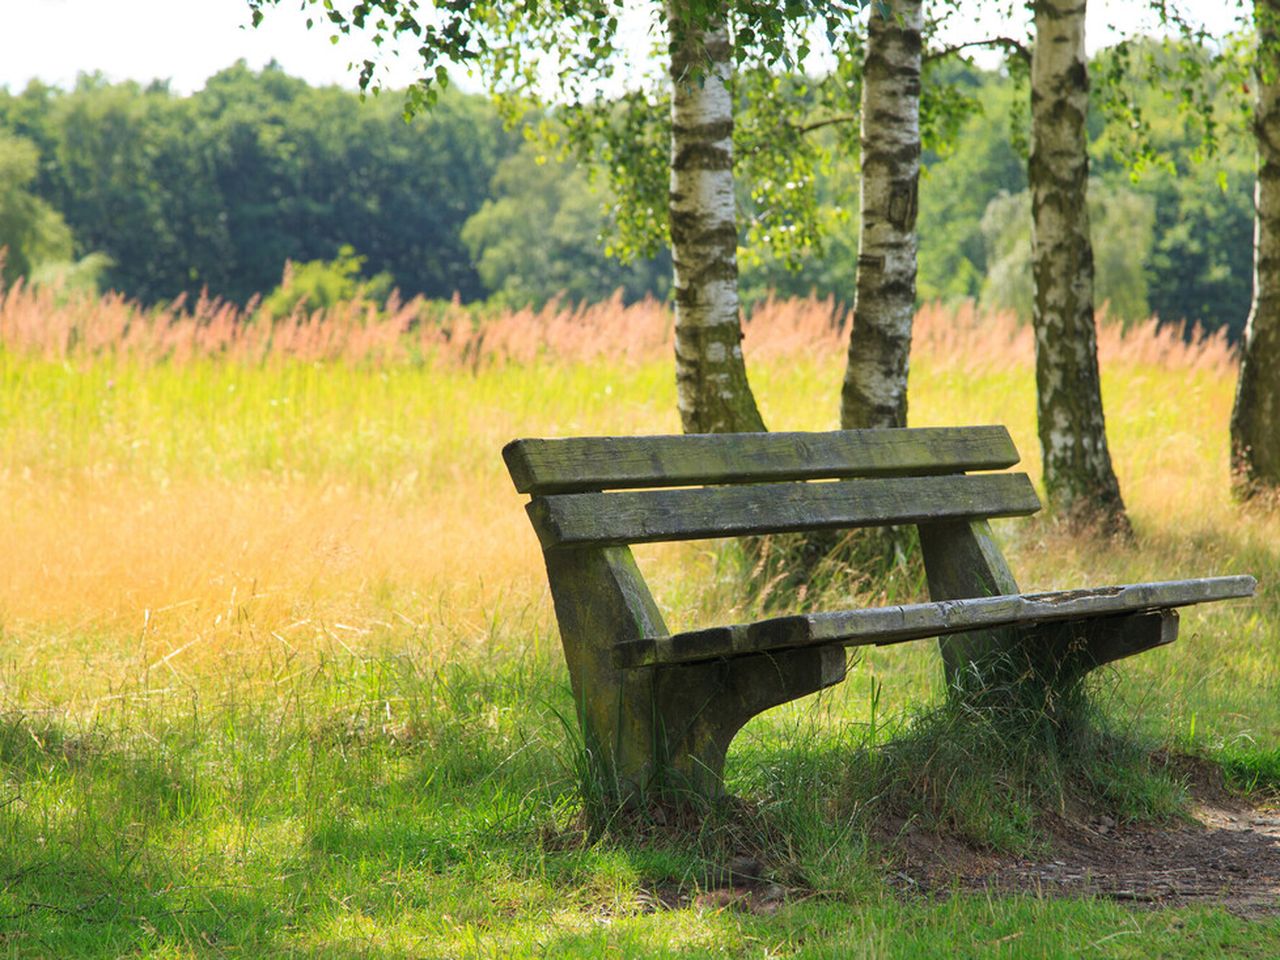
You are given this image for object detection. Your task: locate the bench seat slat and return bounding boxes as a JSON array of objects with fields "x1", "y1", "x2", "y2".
[
  {"x1": 528, "y1": 473, "x2": 1041, "y2": 550},
  {"x1": 614, "y1": 575, "x2": 1257, "y2": 668},
  {"x1": 504, "y1": 426, "x2": 1019, "y2": 494}
]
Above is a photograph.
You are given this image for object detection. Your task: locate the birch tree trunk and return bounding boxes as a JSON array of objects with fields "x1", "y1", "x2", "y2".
[
  {"x1": 761, "y1": 0, "x2": 923, "y2": 596},
  {"x1": 668, "y1": 4, "x2": 766, "y2": 434},
  {"x1": 1231, "y1": 0, "x2": 1280, "y2": 494},
  {"x1": 840, "y1": 0, "x2": 922, "y2": 432},
  {"x1": 1029, "y1": 0, "x2": 1131, "y2": 536}
]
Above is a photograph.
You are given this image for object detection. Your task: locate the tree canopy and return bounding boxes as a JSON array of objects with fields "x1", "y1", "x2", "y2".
[{"x1": 0, "y1": 51, "x2": 1256, "y2": 337}]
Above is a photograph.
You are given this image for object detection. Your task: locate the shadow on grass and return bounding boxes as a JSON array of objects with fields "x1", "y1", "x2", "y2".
[
  {"x1": 0, "y1": 652, "x2": 651, "y2": 957},
  {"x1": 0, "y1": 615, "x2": 1261, "y2": 959},
  {"x1": 0, "y1": 711, "x2": 308, "y2": 956}
]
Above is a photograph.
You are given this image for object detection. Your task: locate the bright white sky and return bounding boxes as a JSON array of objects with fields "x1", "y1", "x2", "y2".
[{"x1": 0, "y1": 0, "x2": 1244, "y2": 98}]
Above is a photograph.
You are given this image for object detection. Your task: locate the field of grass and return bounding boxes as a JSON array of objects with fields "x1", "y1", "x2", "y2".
[{"x1": 1, "y1": 286, "x2": 1277, "y2": 956}]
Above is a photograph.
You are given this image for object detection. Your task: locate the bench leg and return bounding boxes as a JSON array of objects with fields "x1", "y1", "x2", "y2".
[
  {"x1": 918, "y1": 518, "x2": 1022, "y2": 691},
  {"x1": 1023, "y1": 609, "x2": 1179, "y2": 679},
  {"x1": 651, "y1": 645, "x2": 848, "y2": 796},
  {"x1": 919, "y1": 521, "x2": 1177, "y2": 712},
  {"x1": 542, "y1": 545, "x2": 847, "y2": 802},
  {"x1": 541, "y1": 546, "x2": 666, "y2": 800},
  {"x1": 965, "y1": 611, "x2": 1180, "y2": 717}
]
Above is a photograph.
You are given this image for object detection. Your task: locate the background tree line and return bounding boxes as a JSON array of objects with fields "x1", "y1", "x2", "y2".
[{"x1": 0, "y1": 49, "x2": 1253, "y2": 339}]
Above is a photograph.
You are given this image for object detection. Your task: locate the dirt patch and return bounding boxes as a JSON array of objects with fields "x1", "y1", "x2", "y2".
[
  {"x1": 883, "y1": 764, "x2": 1280, "y2": 916},
  {"x1": 645, "y1": 856, "x2": 793, "y2": 916},
  {"x1": 621, "y1": 760, "x2": 1280, "y2": 917}
]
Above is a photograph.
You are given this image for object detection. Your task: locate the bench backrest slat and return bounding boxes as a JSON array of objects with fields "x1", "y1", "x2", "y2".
[
  {"x1": 504, "y1": 426, "x2": 1019, "y2": 495},
  {"x1": 527, "y1": 473, "x2": 1040, "y2": 550}
]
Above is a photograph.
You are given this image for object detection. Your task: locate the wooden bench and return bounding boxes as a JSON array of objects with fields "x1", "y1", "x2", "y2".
[{"x1": 503, "y1": 426, "x2": 1255, "y2": 798}]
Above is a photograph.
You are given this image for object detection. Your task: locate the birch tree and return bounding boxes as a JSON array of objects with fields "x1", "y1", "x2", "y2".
[
  {"x1": 1232, "y1": 0, "x2": 1280, "y2": 493},
  {"x1": 1029, "y1": 0, "x2": 1131, "y2": 536},
  {"x1": 841, "y1": 0, "x2": 923, "y2": 432},
  {"x1": 669, "y1": 6, "x2": 765, "y2": 432}
]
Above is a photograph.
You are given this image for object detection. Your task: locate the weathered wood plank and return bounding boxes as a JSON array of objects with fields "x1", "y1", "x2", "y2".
[
  {"x1": 504, "y1": 426, "x2": 1020, "y2": 494},
  {"x1": 527, "y1": 473, "x2": 1041, "y2": 550},
  {"x1": 918, "y1": 519, "x2": 1022, "y2": 686},
  {"x1": 1032, "y1": 609, "x2": 1179, "y2": 671},
  {"x1": 613, "y1": 576, "x2": 1256, "y2": 668}
]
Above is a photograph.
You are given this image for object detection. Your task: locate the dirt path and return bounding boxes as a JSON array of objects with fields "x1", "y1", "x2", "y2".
[
  {"x1": 650, "y1": 766, "x2": 1280, "y2": 917},
  {"x1": 886, "y1": 784, "x2": 1280, "y2": 916}
]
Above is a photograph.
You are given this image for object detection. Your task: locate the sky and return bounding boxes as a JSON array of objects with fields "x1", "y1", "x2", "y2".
[{"x1": 0, "y1": 0, "x2": 1245, "y2": 98}]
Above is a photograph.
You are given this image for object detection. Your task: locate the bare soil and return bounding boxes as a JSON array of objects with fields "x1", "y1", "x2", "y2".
[
  {"x1": 673, "y1": 759, "x2": 1280, "y2": 917},
  {"x1": 880, "y1": 759, "x2": 1280, "y2": 917}
]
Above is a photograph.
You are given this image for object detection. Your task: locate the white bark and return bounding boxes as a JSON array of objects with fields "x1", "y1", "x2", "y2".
[
  {"x1": 841, "y1": 0, "x2": 922, "y2": 431},
  {"x1": 668, "y1": 4, "x2": 765, "y2": 434},
  {"x1": 1231, "y1": 0, "x2": 1280, "y2": 492},
  {"x1": 1029, "y1": 0, "x2": 1129, "y2": 535}
]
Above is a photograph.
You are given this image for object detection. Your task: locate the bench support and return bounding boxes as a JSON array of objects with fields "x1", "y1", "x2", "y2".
[
  {"x1": 1023, "y1": 609, "x2": 1179, "y2": 676},
  {"x1": 967, "y1": 610, "x2": 1180, "y2": 715},
  {"x1": 919, "y1": 518, "x2": 1021, "y2": 690},
  {"x1": 920, "y1": 520, "x2": 1180, "y2": 708},
  {"x1": 651, "y1": 645, "x2": 847, "y2": 796},
  {"x1": 543, "y1": 546, "x2": 846, "y2": 800}
]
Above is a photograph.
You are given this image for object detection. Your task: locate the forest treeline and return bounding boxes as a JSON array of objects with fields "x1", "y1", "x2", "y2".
[{"x1": 0, "y1": 53, "x2": 1253, "y2": 337}]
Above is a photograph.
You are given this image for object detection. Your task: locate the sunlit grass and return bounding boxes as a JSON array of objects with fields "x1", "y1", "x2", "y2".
[
  {"x1": 0, "y1": 292, "x2": 1275, "y2": 956},
  {"x1": 0, "y1": 304, "x2": 1262, "y2": 739}
]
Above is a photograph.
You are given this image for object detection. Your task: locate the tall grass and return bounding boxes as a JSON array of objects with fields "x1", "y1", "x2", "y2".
[
  {"x1": 1, "y1": 279, "x2": 1233, "y2": 370},
  {"x1": 1, "y1": 283, "x2": 1275, "y2": 956},
  {"x1": 0, "y1": 284, "x2": 1263, "y2": 715}
]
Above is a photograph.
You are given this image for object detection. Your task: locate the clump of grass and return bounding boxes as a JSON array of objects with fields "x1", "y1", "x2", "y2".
[
  {"x1": 705, "y1": 527, "x2": 926, "y2": 620},
  {"x1": 831, "y1": 675, "x2": 1188, "y2": 854},
  {"x1": 1219, "y1": 744, "x2": 1280, "y2": 795}
]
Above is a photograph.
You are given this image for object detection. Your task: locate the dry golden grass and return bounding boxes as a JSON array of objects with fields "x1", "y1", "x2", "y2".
[{"x1": 0, "y1": 284, "x2": 1270, "y2": 742}]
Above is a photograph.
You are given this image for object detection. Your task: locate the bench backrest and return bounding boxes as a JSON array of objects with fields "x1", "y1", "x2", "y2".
[{"x1": 503, "y1": 426, "x2": 1040, "y2": 551}]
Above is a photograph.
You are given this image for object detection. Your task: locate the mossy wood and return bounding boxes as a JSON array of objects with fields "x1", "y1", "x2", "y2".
[
  {"x1": 504, "y1": 426, "x2": 1018, "y2": 494},
  {"x1": 503, "y1": 426, "x2": 1256, "y2": 800},
  {"x1": 526, "y1": 474, "x2": 1040, "y2": 550},
  {"x1": 613, "y1": 577, "x2": 1254, "y2": 669}
]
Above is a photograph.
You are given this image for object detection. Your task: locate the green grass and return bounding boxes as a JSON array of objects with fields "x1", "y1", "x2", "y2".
[
  {"x1": 2, "y1": 335, "x2": 1279, "y2": 956},
  {"x1": 4, "y1": 655, "x2": 1280, "y2": 958},
  {"x1": 3, "y1": 658, "x2": 1279, "y2": 958}
]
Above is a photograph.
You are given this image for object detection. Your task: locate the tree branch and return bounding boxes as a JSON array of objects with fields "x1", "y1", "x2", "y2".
[
  {"x1": 797, "y1": 113, "x2": 859, "y2": 136},
  {"x1": 739, "y1": 112, "x2": 858, "y2": 157},
  {"x1": 925, "y1": 36, "x2": 1030, "y2": 65}
]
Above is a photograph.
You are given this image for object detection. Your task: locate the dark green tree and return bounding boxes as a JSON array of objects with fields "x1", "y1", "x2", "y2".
[
  {"x1": 461, "y1": 140, "x2": 669, "y2": 308},
  {"x1": 0, "y1": 65, "x2": 514, "y2": 305},
  {"x1": 0, "y1": 131, "x2": 73, "y2": 284}
]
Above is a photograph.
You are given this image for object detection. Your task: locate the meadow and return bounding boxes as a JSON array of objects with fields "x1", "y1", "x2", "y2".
[{"x1": 0, "y1": 282, "x2": 1277, "y2": 957}]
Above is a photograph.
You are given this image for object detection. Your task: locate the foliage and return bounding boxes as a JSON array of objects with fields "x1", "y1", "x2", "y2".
[
  {"x1": 28, "y1": 251, "x2": 114, "y2": 298},
  {"x1": 244, "y1": 0, "x2": 871, "y2": 267},
  {"x1": 0, "y1": 131, "x2": 73, "y2": 284},
  {"x1": 980, "y1": 183, "x2": 1156, "y2": 325},
  {"x1": 0, "y1": 65, "x2": 514, "y2": 305},
  {"x1": 916, "y1": 64, "x2": 1025, "y2": 304},
  {"x1": 0, "y1": 45, "x2": 1260, "y2": 334},
  {"x1": 262, "y1": 244, "x2": 394, "y2": 319},
  {"x1": 1091, "y1": 26, "x2": 1252, "y2": 176},
  {"x1": 910, "y1": 54, "x2": 1252, "y2": 338},
  {"x1": 460, "y1": 140, "x2": 670, "y2": 309},
  {"x1": 1090, "y1": 39, "x2": 1255, "y2": 334},
  {"x1": 243, "y1": 0, "x2": 867, "y2": 106}
]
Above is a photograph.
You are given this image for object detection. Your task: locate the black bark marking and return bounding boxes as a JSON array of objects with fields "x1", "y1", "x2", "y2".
[
  {"x1": 671, "y1": 142, "x2": 732, "y2": 172},
  {"x1": 889, "y1": 182, "x2": 919, "y2": 229}
]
